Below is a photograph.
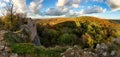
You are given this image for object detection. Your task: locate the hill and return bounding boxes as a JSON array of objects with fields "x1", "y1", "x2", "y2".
[
  {"x1": 36, "y1": 16, "x2": 120, "y2": 47},
  {"x1": 35, "y1": 16, "x2": 120, "y2": 27}
]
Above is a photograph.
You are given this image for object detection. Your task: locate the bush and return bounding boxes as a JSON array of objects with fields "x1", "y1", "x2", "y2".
[
  {"x1": 94, "y1": 34, "x2": 103, "y2": 43},
  {"x1": 4, "y1": 32, "x2": 30, "y2": 45},
  {"x1": 41, "y1": 29, "x2": 59, "y2": 47},
  {"x1": 12, "y1": 43, "x2": 34, "y2": 55},
  {"x1": 58, "y1": 33, "x2": 77, "y2": 46},
  {"x1": 34, "y1": 46, "x2": 66, "y2": 57}
]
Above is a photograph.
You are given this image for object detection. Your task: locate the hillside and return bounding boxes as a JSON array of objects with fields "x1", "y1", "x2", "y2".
[
  {"x1": 36, "y1": 16, "x2": 120, "y2": 27},
  {"x1": 36, "y1": 16, "x2": 120, "y2": 44}
]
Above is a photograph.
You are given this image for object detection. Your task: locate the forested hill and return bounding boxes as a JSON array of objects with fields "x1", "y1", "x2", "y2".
[
  {"x1": 35, "y1": 16, "x2": 120, "y2": 27},
  {"x1": 36, "y1": 16, "x2": 120, "y2": 47}
]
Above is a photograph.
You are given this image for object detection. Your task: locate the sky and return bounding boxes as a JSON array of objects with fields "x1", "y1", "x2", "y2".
[{"x1": 0, "y1": 0, "x2": 120, "y2": 19}]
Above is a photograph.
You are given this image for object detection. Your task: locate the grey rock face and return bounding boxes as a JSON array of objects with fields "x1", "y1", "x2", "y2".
[{"x1": 24, "y1": 18, "x2": 41, "y2": 46}]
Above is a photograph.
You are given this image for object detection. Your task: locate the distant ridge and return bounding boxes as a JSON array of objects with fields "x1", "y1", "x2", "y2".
[{"x1": 35, "y1": 16, "x2": 120, "y2": 27}]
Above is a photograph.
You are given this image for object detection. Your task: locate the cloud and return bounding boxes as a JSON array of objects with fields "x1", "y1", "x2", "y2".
[
  {"x1": 0, "y1": 2, "x2": 6, "y2": 8},
  {"x1": 92, "y1": 0, "x2": 104, "y2": 2},
  {"x1": 56, "y1": 0, "x2": 67, "y2": 7},
  {"x1": 4, "y1": 0, "x2": 10, "y2": 2},
  {"x1": 0, "y1": 9, "x2": 7, "y2": 16},
  {"x1": 56, "y1": 0, "x2": 81, "y2": 8},
  {"x1": 45, "y1": 0, "x2": 106, "y2": 17},
  {"x1": 0, "y1": 0, "x2": 27, "y2": 14},
  {"x1": 85, "y1": 0, "x2": 104, "y2": 3},
  {"x1": 72, "y1": 4, "x2": 79, "y2": 8},
  {"x1": 45, "y1": 0, "x2": 82, "y2": 16},
  {"x1": 66, "y1": 9, "x2": 84, "y2": 17},
  {"x1": 65, "y1": 6, "x2": 106, "y2": 17},
  {"x1": 29, "y1": 0, "x2": 43, "y2": 15},
  {"x1": 83, "y1": 6, "x2": 106, "y2": 14},
  {"x1": 0, "y1": 0, "x2": 9, "y2": 16},
  {"x1": 107, "y1": 0, "x2": 120, "y2": 11},
  {"x1": 45, "y1": 7, "x2": 68, "y2": 16},
  {"x1": 0, "y1": 0, "x2": 43, "y2": 17},
  {"x1": 12, "y1": 0, "x2": 27, "y2": 13}
]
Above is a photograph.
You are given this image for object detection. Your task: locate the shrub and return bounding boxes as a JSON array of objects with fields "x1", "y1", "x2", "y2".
[
  {"x1": 58, "y1": 33, "x2": 77, "y2": 46},
  {"x1": 12, "y1": 43, "x2": 34, "y2": 55},
  {"x1": 94, "y1": 34, "x2": 103, "y2": 43},
  {"x1": 41, "y1": 29, "x2": 59, "y2": 47},
  {"x1": 33, "y1": 46, "x2": 67, "y2": 57}
]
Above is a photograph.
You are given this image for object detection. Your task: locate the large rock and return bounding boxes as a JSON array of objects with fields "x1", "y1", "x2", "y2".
[{"x1": 24, "y1": 18, "x2": 41, "y2": 46}]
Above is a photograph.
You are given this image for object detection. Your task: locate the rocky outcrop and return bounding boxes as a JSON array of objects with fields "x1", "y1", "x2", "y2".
[
  {"x1": 61, "y1": 43, "x2": 120, "y2": 57},
  {"x1": 24, "y1": 18, "x2": 41, "y2": 46}
]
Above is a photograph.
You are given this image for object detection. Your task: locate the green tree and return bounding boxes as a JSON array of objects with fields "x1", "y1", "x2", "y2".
[
  {"x1": 58, "y1": 33, "x2": 77, "y2": 46},
  {"x1": 41, "y1": 29, "x2": 59, "y2": 46}
]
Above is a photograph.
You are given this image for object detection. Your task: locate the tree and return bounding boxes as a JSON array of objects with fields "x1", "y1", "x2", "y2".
[
  {"x1": 1, "y1": 1, "x2": 41, "y2": 46},
  {"x1": 41, "y1": 29, "x2": 59, "y2": 46},
  {"x1": 58, "y1": 33, "x2": 77, "y2": 46}
]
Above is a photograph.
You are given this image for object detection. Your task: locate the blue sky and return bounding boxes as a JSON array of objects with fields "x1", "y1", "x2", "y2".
[{"x1": 0, "y1": 0, "x2": 120, "y2": 19}]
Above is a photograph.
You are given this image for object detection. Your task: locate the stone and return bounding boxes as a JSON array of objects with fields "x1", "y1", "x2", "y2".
[
  {"x1": 100, "y1": 43, "x2": 107, "y2": 49},
  {"x1": 113, "y1": 37, "x2": 120, "y2": 44},
  {"x1": 110, "y1": 51, "x2": 115, "y2": 56},
  {"x1": 96, "y1": 44, "x2": 100, "y2": 49},
  {"x1": 62, "y1": 55, "x2": 65, "y2": 57},
  {"x1": 102, "y1": 52, "x2": 107, "y2": 56},
  {"x1": 10, "y1": 53, "x2": 18, "y2": 57},
  {"x1": 71, "y1": 52, "x2": 74, "y2": 55},
  {"x1": 88, "y1": 51, "x2": 92, "y2": 54}
]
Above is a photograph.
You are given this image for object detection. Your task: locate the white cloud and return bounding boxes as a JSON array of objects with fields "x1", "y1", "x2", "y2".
[
  {"x1": 4, "y1": 0, "x2": 10, "y2": 2},
  {"x1": 45, "y1": 7, "x2": 68, "y2": 16},
  {"x1": 56, "y1": 0, "x2": 81, "y2": 8},
  {"x1": 92, "y1": 0, "x2": 104, "y2": 2},
  {"x1": 107, "y1": 0, "x2": 120, "y2": 11},
  {"x1": 12, "y1": 0, "x2": 27, "y2": 13},
  {"x1": 0, "y1": 2, "x2": 6, "y2": 8},
  {"x1": 0, "y1": 0, "x2": 8, "y2": 16},
  {"x1": 29, "y1": 0, "x2": 43, "y2": 16},
  {"x1": 45, "y1": 0, "x2": 106, "y2": 17},
  {"x1": 66, "y1": 9, "x2": 83, "y2": 17},
  {"x1": 45, "y1": 0, "x2": 81, "y2": 16},
  {"x1": 83, "y1": 6, "x2": 106, "y2": 14},
  {"x1": 56, "y1": 0, "x2": 67, "y2": 7},
  {"x1": 72, "y1": 4, "x2": 79, "y2": 8},
  {"x1": 0, "y1": 9, "x2": 7, "y2": 16},
  {"x1": 0, "y1": 0, "x2": 44, "y2": 17},
  {"x1": 65, "y1": 6, "x2": 106, "y2": 17}
]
